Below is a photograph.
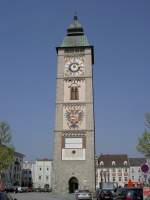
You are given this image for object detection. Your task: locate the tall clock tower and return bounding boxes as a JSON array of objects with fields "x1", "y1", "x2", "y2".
[{"x1": 53, "y1": 16, "x2": 95, "y2": 193}]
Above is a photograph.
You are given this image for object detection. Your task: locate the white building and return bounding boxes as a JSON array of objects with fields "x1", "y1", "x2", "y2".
[
  {"x1": 96, "y1": 154, "x2": 130, "y2": 188},
  {"x1": 129, "y1": 157, "x2": 146, "y2": 185},
  {"x1": 32, "y1": 159, "x2": 53, "y2": 190},
  {"x1": 96, "y1": 154, "x2": 147, "y2": 188}
]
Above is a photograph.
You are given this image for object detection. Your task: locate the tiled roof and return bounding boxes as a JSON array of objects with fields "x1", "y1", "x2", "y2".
[
  {"x1": 61, "y1": 35, "x2": 90, "y2": 47},
  {"x1": 36, "y1": 158, "x2": 53, "y2": 161},
  {"x1": 14, "y1": 151, "x2": 25, "y2": 157},
  {"x1": 98, "y1": 154, "x2": 129, "y2": 168},
  {"x1": 129, "y1": 158, "x2": 146, "y2": 166}
]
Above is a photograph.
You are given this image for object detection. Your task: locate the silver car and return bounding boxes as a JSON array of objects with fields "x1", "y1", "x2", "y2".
[{"x1": 75, "y1": 190, "x2": 93, "y2": 200}]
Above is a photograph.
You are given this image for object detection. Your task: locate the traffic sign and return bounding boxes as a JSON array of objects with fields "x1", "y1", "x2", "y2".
[{"x1": 141, "y1": 164, "x2": 149, "y2": 173}]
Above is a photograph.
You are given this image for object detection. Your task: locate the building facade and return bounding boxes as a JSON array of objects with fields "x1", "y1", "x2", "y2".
[
  {"x1": 96, "y1": 154, "x2": 147, "y2": 188},
  {"x1": 129, "y1": 157, "x2": 146, "y2": 185},
  {"x1": 22, "y1": 161, "x2": 33, "y2": 187},
  {"x1": 53, "y1": 16, "x2": 95, "y2": 193},
  {"x1": 96, "y1": 154, "x2": 130, "y2": 188},
  {"x1": 12, "y1": 152, "x2": 24, "y2": 186},
  {"x1": 32, "y1": 159, "x2": 52, "y2": 190},
  {"x1": 3, "y1": 151, "x2": 24, "y2": 188}
]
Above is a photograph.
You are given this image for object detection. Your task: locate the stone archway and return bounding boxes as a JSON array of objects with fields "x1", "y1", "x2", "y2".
[{"x1": 68, "y1": 177, "x2": 79, "y2": 193}]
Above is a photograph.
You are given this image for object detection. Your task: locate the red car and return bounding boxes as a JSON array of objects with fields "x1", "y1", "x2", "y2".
[{"x1": 114, "y1": 187, "x2": 143, "y2": 200}]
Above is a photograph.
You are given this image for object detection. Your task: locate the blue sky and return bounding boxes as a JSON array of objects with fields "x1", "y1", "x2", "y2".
[{"x1": 0, "y1": 0, "x2": 150, "y2": 160}]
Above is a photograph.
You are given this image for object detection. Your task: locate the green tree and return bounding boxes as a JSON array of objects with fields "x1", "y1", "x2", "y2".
[
  {"x1": 0, "y1": 145, "x2": 14, "y2": 172},
  {"x1": 136, "y1": 130, "x2": 150, "y2": 155},
  {"x1": 0, "y1": 122, "x2": 14, "y2": 175},
  {"x1": 145, "y1": 112, "x2": 150, "y2": 129},
  {"x1": 136, "y1": 113, "x2": 150, "y2": 156},
  {"x1": 0, "y1": 122, "x2": 12, "y2": 145}
]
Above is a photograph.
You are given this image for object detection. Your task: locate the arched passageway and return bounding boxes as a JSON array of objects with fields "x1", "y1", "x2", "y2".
[{"x1": 68, "y1": 177, "x2": 79, "y2": 193}]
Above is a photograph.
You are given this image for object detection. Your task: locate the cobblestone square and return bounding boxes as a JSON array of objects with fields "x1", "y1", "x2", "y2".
[{"x1": 10, "y1": 192, "x2": 75, "y2": 200}]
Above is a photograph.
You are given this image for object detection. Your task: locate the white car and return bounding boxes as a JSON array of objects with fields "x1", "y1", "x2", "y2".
[
  {"x1": 75, "y1": 190, "x2": 93, "y2": 200},
  {"x1": 17, "y1": 186, "x2": 23, "y2": 193}
]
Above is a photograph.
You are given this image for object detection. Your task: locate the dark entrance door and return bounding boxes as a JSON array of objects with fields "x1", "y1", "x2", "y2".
[{"x1": 68, "y1": 177, "x2": 78, "y2": 193}]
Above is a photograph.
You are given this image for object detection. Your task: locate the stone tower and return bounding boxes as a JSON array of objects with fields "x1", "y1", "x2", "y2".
[{"x1": 53, "y1": 16, "x2": 95, "y2": 193}]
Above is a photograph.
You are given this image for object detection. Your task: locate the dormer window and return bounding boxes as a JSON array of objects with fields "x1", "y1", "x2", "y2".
[
  {"x1": 100, "y1": 161, "x2": 104, "y2": 166},
  {"x1": 112, "y1": 161, "x2": 116, "y2": 166},
  {"x1": 124, "y1": 161, "x2": 127, "y2": 166}
]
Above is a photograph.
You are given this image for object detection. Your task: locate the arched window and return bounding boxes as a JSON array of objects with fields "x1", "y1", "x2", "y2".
[
  {"x1": 124, "y1": 161, "x2": 127, "y2": 166},
  {"x1": 100, "y1": 161, "x2": 104, "y2": 166},
  {"x1": 112, "y1": 161, "x2": 116, "y2": 166},
  {"x1": 70, "y1": 86, "x2": 79, "y2": 100}
]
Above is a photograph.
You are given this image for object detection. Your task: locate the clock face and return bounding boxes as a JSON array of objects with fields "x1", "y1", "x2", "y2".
[
  {"x1": 64, "y1": 56, "x2": 84, "y2": 77},
  {"x1": 69, "y1": 63, "x2": 80, "y2": 72}
]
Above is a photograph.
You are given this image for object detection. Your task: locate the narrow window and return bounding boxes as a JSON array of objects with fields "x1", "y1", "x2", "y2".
[
  {"x1": 75, "y1": 87, "x2": 79, "y2": 100},
  {"x1": 124, "y1": 177, "x2": 127, "y2": 181},
  {"x1": 118, "y1": 169, "x2": 121, "y2": 173},
  {"x1": 70, "y1": 87, "x2": 75, "y2": 100},
  {"x1": 70, "y1": 87, "x2": 79, "y2": 100},
  {"x1": 112, "y1": 168, "x2": 116, "y2": 172},
  {"x1": 112, "y1": 177, "x2": 115, "y2": 182}
]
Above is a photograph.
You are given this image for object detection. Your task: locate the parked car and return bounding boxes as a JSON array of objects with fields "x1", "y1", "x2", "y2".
[
  {"x1": 75, "y1": 189, "x2": 93, "y2": 200},
  {"x1": 95, "y1": 188, "x2": 101, "y2": 200},
  {"x1": 97, "y1": 189, "x2": 114, "y2": 200},
  {"x1": 17, "y1": 186, "x2": 23, "y2": 193},
  {"x1": 114, "y1": 187, "x2": 143, "y2": 200},
  {"x1": 33, "y1": 188, "x2": 41, "y2": 192},
  {"x1": 27, "y1": 187, "x2": 33, "y2": 192},
  {"x1": 5, "y1": 186, "x2": 18, "y2": 193},
  {"x1": 0, "y1": 192, "x2": 17, "y2": 200},
  {"x1": 5, "y1": 187, "x2": 14, "y2": 193}
]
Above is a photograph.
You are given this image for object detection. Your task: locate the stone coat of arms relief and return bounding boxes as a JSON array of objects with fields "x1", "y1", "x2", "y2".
[{"x1": 64, "y1": 105, "x2": 85, "y2": 129}]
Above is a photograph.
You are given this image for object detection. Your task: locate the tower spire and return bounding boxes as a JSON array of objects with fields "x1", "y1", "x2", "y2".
[
  {"x1": 74, "y1": 12, "x2": 78, "y2": 20},
  {"x1": 59, "y1": 15, "x2": 90, "y2": 47}
]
